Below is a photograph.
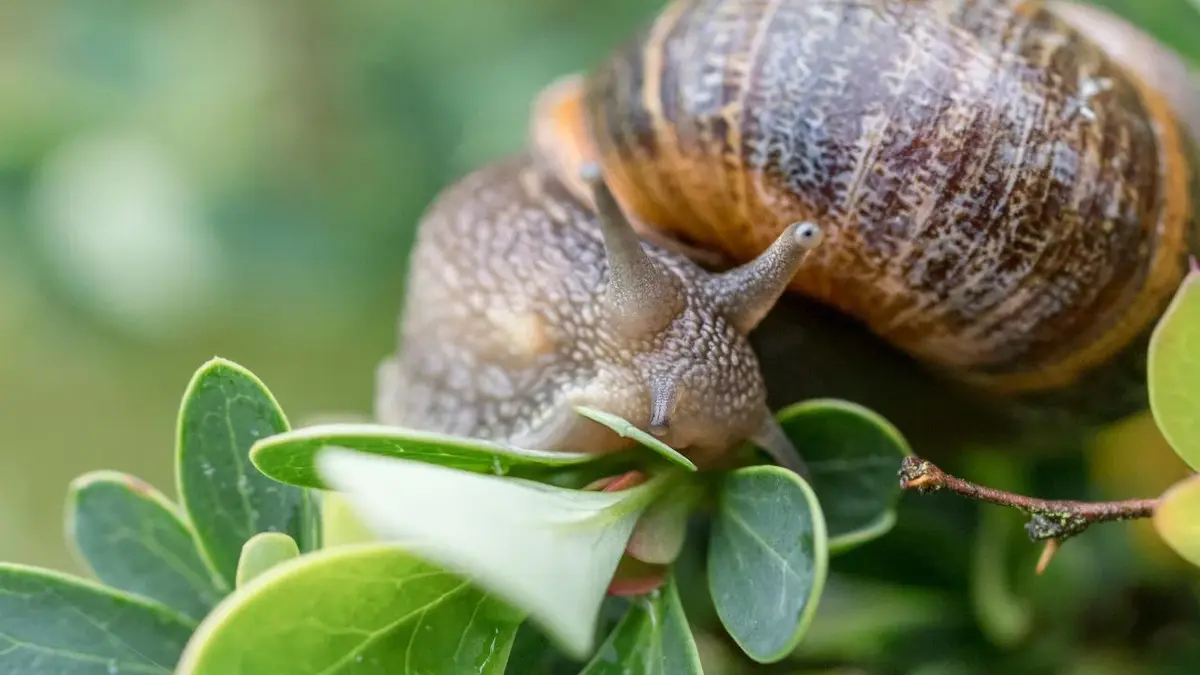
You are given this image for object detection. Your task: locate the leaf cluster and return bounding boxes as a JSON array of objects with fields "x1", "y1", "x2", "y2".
[{"x1": 0, "y1": 358, "x2": 910, "y2": 673}]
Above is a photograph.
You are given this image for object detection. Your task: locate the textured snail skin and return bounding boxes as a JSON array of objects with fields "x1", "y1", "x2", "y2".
[{"x1": 377, "y1": 154, "x2": 822, "y2": 469}]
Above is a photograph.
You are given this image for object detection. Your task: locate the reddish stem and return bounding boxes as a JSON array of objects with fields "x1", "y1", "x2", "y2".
[{"x1": 899, "y1": 456, "x2": 1159, "y2": 542}]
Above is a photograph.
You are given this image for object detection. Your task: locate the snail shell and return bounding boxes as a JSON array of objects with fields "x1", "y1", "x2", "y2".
[
  {"x1": 533, "y1": 0, "x2": 1200, "y2": 413},
  {"x1": 380, "y1": 0, "x2": 1200, "y2": 465}
]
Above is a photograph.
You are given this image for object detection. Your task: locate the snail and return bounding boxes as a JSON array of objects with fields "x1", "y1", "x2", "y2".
[
  {"x1": 375, "y1": 155, "x2": 823, "y2": 471},
  {"x1": 376, "y1": 0, "x2": 1200, "y2": 469}
]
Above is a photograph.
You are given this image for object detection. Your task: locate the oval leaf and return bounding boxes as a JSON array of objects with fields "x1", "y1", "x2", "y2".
[
  {"x1": 573, "y1": 407, "x2": 697, "y2": 471},
  {"x1": 176, "y1": 544, "x2": 522, "y2": 674},
  {"x1": 0, "y1": 563, "x2": 195, "y2": 674},
  {"x1": 708, "y1": 465, "x2": 828, "y2": 663},
  {"x1": 66, "y1": 470, "x2": 226, "y2": 623},
  {"x1": 316, "y1": 450, "x2": 669, "y2": 659},
  {"x1": 176, "y1": 358, "x2": 319, "y2": 588},
  {"x1": 775, "y1": 399, "x2": 910, "y2": 552},
  {"x1": 1154, "y1": 474, "x2": 1200, "y2": 568},
  {"x1": 235, "y1": 532, "x2": 300, "y2": 588},
  {"x1": 250, "y1": 422, "x2": 596, "y2": 490},
  {"x1": 580, "y1": 574, "x2": 703, "y2": 674},
  {"x1": 1149, "y1": 271, "x2": 1200, "y2": 470}
]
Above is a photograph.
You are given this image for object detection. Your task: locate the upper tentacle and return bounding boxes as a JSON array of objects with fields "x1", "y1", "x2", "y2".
[{"x1": 581, "y1": 163, "x2": 685, "y2": 338}]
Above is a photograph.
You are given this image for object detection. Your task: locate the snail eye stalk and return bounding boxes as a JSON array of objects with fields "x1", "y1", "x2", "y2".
[
  {"x1": 711, "y1": 221, "x2": 824, "y2": 334},
  {"x1": 580, "y1": 162, "x2": 684, "y2": 337}
]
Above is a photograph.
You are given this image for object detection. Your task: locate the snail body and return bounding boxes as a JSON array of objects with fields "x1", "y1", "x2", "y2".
[
  {"x1": 376, "y1": 154, "x2": 820, "y2": 470},
  {"x1": 379, "y1": 0, "x2": 1200, "y2": 466}
]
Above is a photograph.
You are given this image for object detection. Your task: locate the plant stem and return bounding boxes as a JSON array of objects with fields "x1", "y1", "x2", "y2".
[{"x1": 898, "y1": 456, "x2": 1159, "y2": 543}]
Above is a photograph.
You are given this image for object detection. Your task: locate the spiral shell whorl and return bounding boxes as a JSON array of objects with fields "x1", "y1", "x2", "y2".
[{"x1": 580, "y1": 0, "x2": 1195, "y2": 395}]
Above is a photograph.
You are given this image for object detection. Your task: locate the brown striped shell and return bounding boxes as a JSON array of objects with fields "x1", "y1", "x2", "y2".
[{"x1": 532, "y1": 0, "x2": 1200, "y2": 402}]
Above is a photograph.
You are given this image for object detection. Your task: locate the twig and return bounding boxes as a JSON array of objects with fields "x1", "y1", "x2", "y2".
[{"x1": 899, "y1": 456, "x2": 1160, "y2": 573}]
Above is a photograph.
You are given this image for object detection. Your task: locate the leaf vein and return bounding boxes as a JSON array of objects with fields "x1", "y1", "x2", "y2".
[
  {"x1": 724, "y1": 510, "x2": 806, "y2": 585},
  {"x1": 314, "y1": 580, "x2": 473, "y2": 675}
]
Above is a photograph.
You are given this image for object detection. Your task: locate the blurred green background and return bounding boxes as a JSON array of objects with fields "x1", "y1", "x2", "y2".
[
  {"x1": 1, "y1": 0, "x2": 1199, "y2": 672},
  {"x1": 0, "y1": 0, "x2": 669, "y2": 571}
]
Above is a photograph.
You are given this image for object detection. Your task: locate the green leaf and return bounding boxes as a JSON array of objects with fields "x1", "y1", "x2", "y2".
[
  {"x1": 573, "y1": 407, "x2": 698, "y2": 471},
  {"x1": 176, "y1": 358, "x2": 318, "y2": 589},
  {"x1": 176, "y1": 544, "x2": 522, "y2": 675},
  {"x1": 320, "y1": 492, "x2": 377, "y2": 548},
  {"x1": 1149, "y1": 271, "x2": 1200, "y2": 470},
  {"x1": 249, "y1": 422, "x2": 596, "y2": 490},
  {"x1": 1154, "y1": 474, "x2": 1200, "y2": 568},
  {"x1": 775, "y1": 399, "x2": 910, "y2": 552},
  {"x1": 970, "y1": 499, "x2": 1034, "y2": 648},
  {"x1": 235, "y1": 532, "x2": 299, "y2": 588},
  {"x1": 0, "y1": 563, "x2": 195, "y2": 674},
  {"x1": 316, "y1": 450, "x2": 670, "y2": 659},
  {"x1": 708, "y1": 465, "x2": 828, "y2": 663},
  {"x1": 579, "y1": 574, "x2": 703, "y2": 674},
  {"x1": 65, "y1": 470, "x2": 226, "y2": 624}
]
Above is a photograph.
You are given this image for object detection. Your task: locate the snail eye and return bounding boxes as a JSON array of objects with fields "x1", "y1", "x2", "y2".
[{"x1": 792, "y1": 222, "x2": 823, "y2": 248}]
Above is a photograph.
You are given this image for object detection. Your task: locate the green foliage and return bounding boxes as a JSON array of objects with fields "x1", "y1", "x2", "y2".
[
  {"x1": 579, "y1": 574, "x2": 703, "y2": 674},
  {"x1": 7, "y1": 2, "x2": 1200, "y2": 673},
  {"x1": 176, "y1": 544, "x2": 523, "y2": 675},
  {"x1": 1148, "y1": 270, "x2": 1200, "y2": 570},
  {"x1": 315, "y1": 448, "x2": 666, "y2": 659},
  {"x1": 774, "y1": 399, "x2": 911, "y2": 552},
  {"x1": 176, "y1": 358, "x2": 320, "y2": 586},
  {"x1": 21, "y1": 292, "x2": 1200, "y2": 673},
  {"x1": 1149, "y1": 271, "x2": 1200, "y2": 471},
  {"x1": 66, "y1": 470, "x2": 225, "y2": 623},
  {"x1": 0, "y1": 563, "x2": 195, "y2": 674},
  {"x1": 250, "y1": 422, "x2": 594, "y2": 489},
  {"x1": 574, "y1": 406, "x2": 698, "y2": 471},
  {"x1": 2, "y1": 357, "x2": 909, "y2": 673},
  {"x1": 234, "y1": 532, "x2": 299, "y2": 588},
  {"x1": 1154, "y1": 475, "x2": 1200, "y2": 568},
  {"x1": 707, "y1": 465, "x2": 828, "y2": 663},
  {"x1": 0, "y1": 357, "x2": 321, "y2": 674}
]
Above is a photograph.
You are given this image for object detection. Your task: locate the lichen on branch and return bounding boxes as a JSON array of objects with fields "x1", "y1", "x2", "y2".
[{"x1": 898, "y1": 456, "x2": 1160, "y2": 572}]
